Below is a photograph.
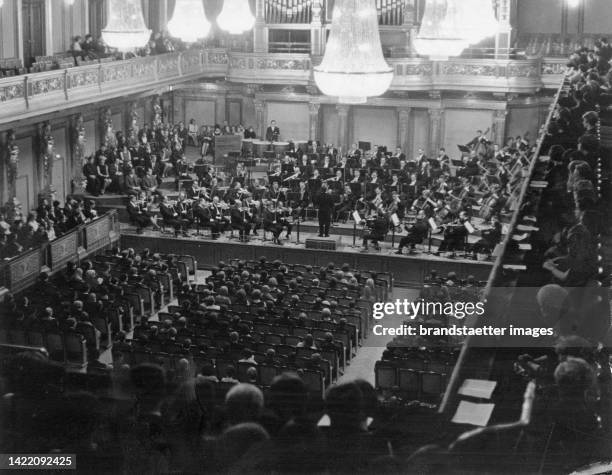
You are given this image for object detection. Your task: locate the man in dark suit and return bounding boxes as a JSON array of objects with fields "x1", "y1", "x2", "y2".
[
  {"x1": 396, "y1": 210, "x2": 429, "y2": 255},
  {"x1": 316, "y1": 184, "x2": 335, "y2": 237},
  {"x1": 362, "y1": 209, "x2": 389, "y2": 251},
  {"x1": 265, "y1": 120, "x2": 280, "y2": 142}
]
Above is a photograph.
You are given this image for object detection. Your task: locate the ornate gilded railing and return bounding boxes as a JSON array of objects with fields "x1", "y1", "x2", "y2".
[
  {"x1": 0, "y1": 210, "x2": 120, "y2": 293},
  {"x1": 0, "y1": 49, "x2": 566, "y2": 125}
]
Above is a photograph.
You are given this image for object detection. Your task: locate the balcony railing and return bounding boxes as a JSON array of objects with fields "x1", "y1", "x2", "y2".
[{"x1": 0, "y1": 48, "x2": 566, "y2": 125}]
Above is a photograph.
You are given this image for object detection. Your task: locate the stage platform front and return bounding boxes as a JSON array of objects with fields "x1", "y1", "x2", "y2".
[{"x1": 120, "y1": 227, "x2": 493, "y2": 288}]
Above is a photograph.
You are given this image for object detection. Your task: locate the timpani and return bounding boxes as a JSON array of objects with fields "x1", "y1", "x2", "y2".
[
  {"x1": 272, "y1": 141, "x2": 290, "y2": 156},
  {"x1": 253, "y1": 140, "x2": 269, "y2": 157}
]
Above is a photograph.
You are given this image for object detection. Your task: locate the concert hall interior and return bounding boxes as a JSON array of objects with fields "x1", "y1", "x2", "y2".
[{"x1": 0, "y1": 0, "x2": 611, "y2": 473}]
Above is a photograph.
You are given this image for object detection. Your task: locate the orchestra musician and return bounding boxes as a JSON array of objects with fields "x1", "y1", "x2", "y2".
[
  {"x1": 473, "y1": 213, "x2": 502, "y2": 258},
  {"x1": 208, "y1": 196, "x2": 229, "y2": 239},
  {"x1": 263, "y1": 200, "x2": 291, "y2": 245},
  {"x1": 126, "y1": 194, "x2": 158, "y2": 234},
  {"x1": 265, "y1": 120, "x2": 280, "y2": 142},
  {"x1": 390, "y1": 147, "x2": 405, "y2": 168},
  {"x1": 293, "y1": 180, "x2": 310, "y2": 220},
  {"x1": 175, "y1": 192, "x2": 194, "y2": 226},
  {"x1": 335, "y1": 184, "x2": 357, "y2": 222},
  {"x1": 266, "y1": 180, "x2": 286, "y2": 202},
  {"x1": 436, "y1": 211, "x2": 471, "y2": 257},
  {"x1": 316, "y1": 183, "x2": 335, "y2": 238},
  {"x1": 362, "y1": 208, "x2": 389, "y2": 251},
  {"x1": 160, "y1": 195, "x2": 190, "y2": 237},
  {"x1": 229, "y1": 199, "x2": 253, "y2": 242},
  {"x1": 395, "y1": 209, "x2": 429, "y2": 255}
]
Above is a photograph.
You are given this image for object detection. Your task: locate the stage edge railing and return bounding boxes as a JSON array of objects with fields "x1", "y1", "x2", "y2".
[{"x1": 438, "y1": 77, "x2": 568, "y2": 416}]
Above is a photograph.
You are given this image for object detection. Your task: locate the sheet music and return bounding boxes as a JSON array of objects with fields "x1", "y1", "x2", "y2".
[
  {"x1": 464, "y1": 221, "x2": 476, "y2": 234},
  {"x1": 458, "y1": 379, "x2": 497, "y2": 399},
  {"x1": 391, "y1": 213, "x2": 400, "y2": 227},
  {"x1": 503, "y1": 264, "x2": 527, "y2": 270},
  {"x1": 516, "y1": 224, "x2": 539, "y2": 232},
  {"x1": 353, "y1": 211, "x2": 362, "y2": 225},
  {"x1": 452, "y1": 401, "x2": 495, "y2": 427}
]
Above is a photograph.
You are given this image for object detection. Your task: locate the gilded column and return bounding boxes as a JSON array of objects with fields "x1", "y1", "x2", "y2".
[
  {"x1": 402, "y1": 0, "x2": 418, "y2": 57},
  {"x1": 310, "y1": 2, "x2": 323, "y2": 56},
  {"x1": 495, "y1": 0, "x2": 512, "y2": 60},
  {"x1": 309, "y1": 102, "x2": 321, "y2": 142},
  {"x1": 336, "y1": 105, "x2": 350, "y2": 151},
  {"x1": 254, "y1": 99, "x2": 266, "y2": 139},
  {"x1": 428, "y1": 108, "x2": 443, "y2": 155},
  {"x1": 397, "y1": 107, "x2": 411, "y2": 152},
  {"x1": 492, "y1": 109, "x2": 507, "y2": 147},
  {"x1": 254, "y1": 0, "x2": 267, "y2": 53}
]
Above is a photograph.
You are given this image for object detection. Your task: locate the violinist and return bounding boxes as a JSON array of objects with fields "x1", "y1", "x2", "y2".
[
  {"x1": 412, "y1": 190, "x2": 435, "y2": 217},
  {"x1": 362, "y1": 208, "x2": 389, "y2": 251},
  {"x1": 473, "y1": 214, "x2": 502, "y2": 258},
  {"x1": 208, "y1": 177, "x2": 222, "y2": 199},
  {"x1": 436, "y1": 211, "x2": 470, "y2": 256},
  {"x1": 335, "y1": 184, "x2": 357, "y2": 222},
  {"x1": 293, "y1": 180, "x2": 311, "y2": 220},
  {"x1": 230, "y1": 199, "x2": 252, "y2": 242},
  {"x1": 127, "y1": 194, "x2": 158, "y2": 234},
  {"x1": 266, "y1": 180, "x2": 286, "y2": 202},
  {"x1": 369, "y1": 186, "x2": 385, "y2": 214},
  {"x1": 186, "y1": 181, "x2": 206, "y2": 200},
  {"x1": 263, "y1": 200, "x2": 285, "y2": 245},
  {"x1": 160, "y1": 195, "x2": 190, "y2": 237},
  {"x1": 208, "y1": 196, "x2": 229, "y2": 239},
  {"x1": 175, "y1": 192, "x2": 194, "y2": 227},
  {"x1": 386, "y1": 190, "x2": 404, "y2": 219},
  {"x1": 396, "y1": 209, "x2": 429, "y2": 255}
]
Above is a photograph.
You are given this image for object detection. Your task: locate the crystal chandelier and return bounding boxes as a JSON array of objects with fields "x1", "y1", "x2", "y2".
[
  {"x1": 415, "y1": 0, "x2": 470, "y2": 60},
  {"x1": 314, "y1": 0, "x2": 393, "y2": 104},
  {"x1": 457, "y1": 0, "x2": 499, "y2": 45},
  {"x1": 102, "y1": 0, "x2": 151, "y2": 51},
  {"x1": 167, "y1": 0, "x2": 211, "y2": 42},
  {"x1": 217, "y1": 0, "x2": 256, "y2": 34}
]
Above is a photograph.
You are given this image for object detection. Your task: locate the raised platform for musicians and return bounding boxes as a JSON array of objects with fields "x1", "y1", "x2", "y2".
[{"x1": 120, "y1": 225, "x2": 493, "y2": 288}]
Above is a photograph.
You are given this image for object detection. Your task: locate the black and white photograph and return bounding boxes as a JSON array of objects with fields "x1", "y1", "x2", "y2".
[{"x1": 0, "y1": 0, "x2": 610, "y2": 473}]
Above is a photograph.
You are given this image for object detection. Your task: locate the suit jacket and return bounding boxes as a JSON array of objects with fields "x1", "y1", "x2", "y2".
[{"x1": 265, "y1": 126, "x2": 280, "y2": 142}]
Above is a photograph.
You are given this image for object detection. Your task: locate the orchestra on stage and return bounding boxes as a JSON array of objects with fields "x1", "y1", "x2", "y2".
[{"x1": 125, "y1": 119, "x2": 534, "y2": 258}]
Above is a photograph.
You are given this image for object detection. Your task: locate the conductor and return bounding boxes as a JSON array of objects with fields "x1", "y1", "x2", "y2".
[{"x1": 316, "y1": 183, "x2": 335, "y2": 237}]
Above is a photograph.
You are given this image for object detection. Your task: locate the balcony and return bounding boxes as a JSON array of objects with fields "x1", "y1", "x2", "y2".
[{"x1": 0, "y1": 48, "x2": 565, "y2": 125}]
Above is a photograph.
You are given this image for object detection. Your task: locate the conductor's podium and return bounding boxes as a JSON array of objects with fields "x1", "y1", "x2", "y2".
[{"x1": 305, "y1": 237, "x2": 340, "y2": 251}]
